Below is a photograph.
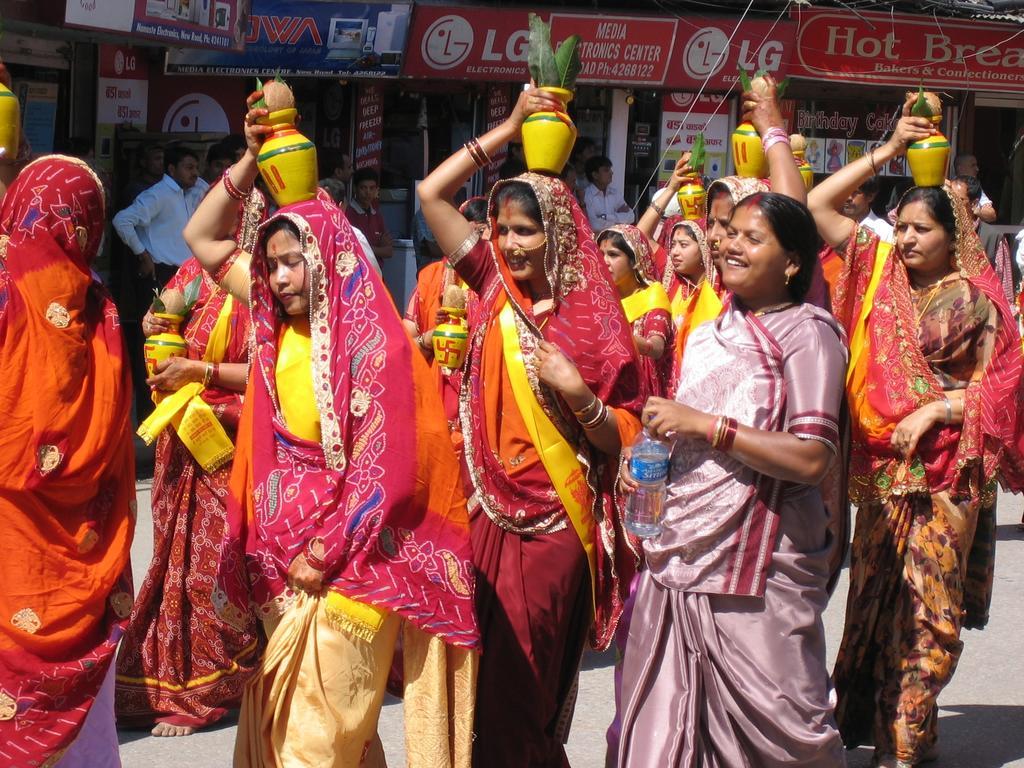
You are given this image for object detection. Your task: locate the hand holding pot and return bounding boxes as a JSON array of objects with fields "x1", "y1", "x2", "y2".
[
  {"x1": 509, "y1": 86, "x2": 567, "y2": 133},
  {"x1": 740, "y1": 75, "x2": 785, "y2": 137},
  {"x1": 243, "y1": 90, "x2": 273, "y2": 160},
  {"x1": 147, "y1": 356, "x2": 202, "y2": 393},
  {"x1": 666, "y1": 152, "x2": 695, "y2": 191},
  {"x1": 886, "y1": 96, "x2": 936, "y2": 156},
  {"x1": 141, "y1": 310, "x2": 171, "y2": 338}
]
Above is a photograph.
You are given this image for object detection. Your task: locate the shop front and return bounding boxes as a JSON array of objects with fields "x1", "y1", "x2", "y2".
[{"x1": 789, "y1": 7, "x2": 1024, "y2": 224}]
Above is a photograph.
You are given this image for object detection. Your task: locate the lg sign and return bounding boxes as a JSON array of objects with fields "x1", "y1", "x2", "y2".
[
  {"x1": 422, "y1": 15, "x2": 474, "y2": 70},
  {"x1": 680, "y1": 26, "x2": 785, "y2": 83}
]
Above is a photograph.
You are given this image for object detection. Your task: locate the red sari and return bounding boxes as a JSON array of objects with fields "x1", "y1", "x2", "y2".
[
  {"x1": 450, "y1": 173, "x2": 644, "y2": 766},
  {"x1": 0, "y1": 156, "x2": 135, "y2": 766},
  {"x1": 115, "y1": 256, "x2": 259, "y2": 729},
  {"x1": 831, "y1": 218, "x2": 1024, "y2": 762}
]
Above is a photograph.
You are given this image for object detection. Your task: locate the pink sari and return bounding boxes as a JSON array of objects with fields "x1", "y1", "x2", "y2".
[{"x1": 218, "y1": 195, "x2": 479, "y2": 647}]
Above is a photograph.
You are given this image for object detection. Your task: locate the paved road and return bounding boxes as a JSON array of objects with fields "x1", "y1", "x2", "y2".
[{"x1": 119, "y1": 485, "x2": 1024, "y2": 767}]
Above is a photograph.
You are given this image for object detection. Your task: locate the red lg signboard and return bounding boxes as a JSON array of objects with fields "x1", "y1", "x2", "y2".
[
  {"x1": 403, "y1": 7, "x2": 795, "y2": 91},
  {"x1": 665, "y1": 20, "x2": 795, "y2": 90},
  {"x1": 403, "y1": 6, "x2": 530, "y2": 80},
  {"x1": 793, "y1": 9, "x2": 1024, "y2": 92},
  {"x1": 550, "y1": 14, "x2": 677, "y2": 86}
]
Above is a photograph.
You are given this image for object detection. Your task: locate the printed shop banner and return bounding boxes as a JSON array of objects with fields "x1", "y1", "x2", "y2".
[
  {"x1": 65, "y1": 0, "x2": 248, "y2": 50},
  {"x1": 792, "y1": 8, "x2": 1024, "y2": 93},
  {"x1": 167, "y1": 0, "x2": 411, "y2": 77},
  {"x1": 659, "y1": 93, "x2": 730, "y2": 183},
  {"x1": 402, "y1": 6, "x2": 795, "y2": 90}
]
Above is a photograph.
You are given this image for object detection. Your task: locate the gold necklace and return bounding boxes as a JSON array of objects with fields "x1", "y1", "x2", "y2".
[
  {"x1": 753, "y1": 301, "x2": 795, "y2": 317},
  {"x1": 912, "y1": 273, "x2": 956, "y2": 321}
]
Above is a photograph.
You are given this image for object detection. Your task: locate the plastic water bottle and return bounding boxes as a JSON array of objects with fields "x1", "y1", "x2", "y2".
[{"x1": 625, "y1": 430, "x2": 671, "y2": 538}]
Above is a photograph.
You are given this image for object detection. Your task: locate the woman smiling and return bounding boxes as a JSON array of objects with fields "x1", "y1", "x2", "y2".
[
  {"x1": 418, "y1": 87, "x2": 644, "y2": 766},
  {"x1": 616, "y1": 192, "x2": 848, "y2": 767}
]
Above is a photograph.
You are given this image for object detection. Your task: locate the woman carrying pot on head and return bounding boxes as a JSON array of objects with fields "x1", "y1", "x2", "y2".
[
  {"x1": 617, "y1": 191, "x2": 849, "y2": 767},
  {"x1": 807, "y1": 97, "x2": 1024, "y2": 768},
  {"x1": 598, "y1": 224, "x2": 673, "y2": 398},
  {"x1": 182, "y1": 89, "x2": 480, "y2": 767},
  {"x1": 115, "y1": 192, "x2": 264, "y2": 737},
  {"x1": 418, "y1": 87, "x2": 645, "y2": 767}
]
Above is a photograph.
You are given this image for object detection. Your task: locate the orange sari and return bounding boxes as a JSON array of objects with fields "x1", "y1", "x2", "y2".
[{"x1": 0, "y1": 156, "x2": 135, "y2": 766}]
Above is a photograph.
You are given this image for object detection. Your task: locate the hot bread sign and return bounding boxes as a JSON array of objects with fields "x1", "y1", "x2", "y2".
[{"x1": 793, "y1": 9, "x2": 1024, "y2": 92}]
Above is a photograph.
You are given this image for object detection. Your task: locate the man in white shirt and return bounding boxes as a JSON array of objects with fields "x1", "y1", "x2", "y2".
[
  {"x1": 841, "y1": 175, "x2": 893, "y2": 242},
  {"x1": 583, "y1": 155, "x2": 634, "y2": 232},
  {"x1": 953, "y1": 154, "x2": 997, "y2": 223},
  {"x1": 113, "y1": 145, "x2": 208, "y2": 288}
]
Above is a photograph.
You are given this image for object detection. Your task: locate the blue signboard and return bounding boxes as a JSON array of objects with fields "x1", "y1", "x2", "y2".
[{"x1": 166, "y1": 1, "x2": 410, "y2": 77}]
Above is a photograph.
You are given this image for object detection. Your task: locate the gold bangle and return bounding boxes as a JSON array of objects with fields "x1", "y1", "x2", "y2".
[
  {"x1": 573, "y1": 395, "x2": 600, "y2": 419},
  {"x1": 650, "y1": 201, "x2": 666, "y2": 217},
  {"x1": 578, "y1": 401, "x2": 607, "y2": 429},
  {"x1": 203, "y1": 362, "x2": 214, "y2": 387}
]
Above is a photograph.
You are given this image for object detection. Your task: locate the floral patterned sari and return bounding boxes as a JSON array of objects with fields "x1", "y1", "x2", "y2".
[{"x1": 831, "y1": 206, "x2": 1024, "y2": 763}]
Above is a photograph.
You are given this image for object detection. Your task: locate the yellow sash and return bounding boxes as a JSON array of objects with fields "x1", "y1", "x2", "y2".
[
  {"x1": 688, "y1": 280, "x2": 723, "y2": 330},
  {"x1": 669, "y1": 284, "x2": 688, "y2": 324},
  {"x1": 498, "y1": 303, "x2": 597, "y2": 613},
  {"x1": 276, "y1": 320, "x2": 321, "y2": 442},
  {"x1": 621, "y1": 283, "x2": 672, "y2": 324},
  {"x1": 846, "y1": 242, "x2": 891, "y2": 386},
  {"x1": 137, "y1": 296, "x2": 236, "y2": 473}
]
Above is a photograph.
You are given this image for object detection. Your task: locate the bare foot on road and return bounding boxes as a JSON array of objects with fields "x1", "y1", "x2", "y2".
[{"x1": 151, "y1": 722, "x2": 194, "y2": 737}]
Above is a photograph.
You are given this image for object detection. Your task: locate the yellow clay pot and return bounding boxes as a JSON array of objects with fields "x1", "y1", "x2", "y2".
[
  {"x1": 732, "y1": 122, "x2": 767, "y2": 179},
  {"x1": 0, "y1": 83, "x2": 19, "y2": 162},
  {"x1": 793, "y1": 149, "x2": 814, "y2": 191},
  {"x1": 676, "y1": 176, "x2": 706, "y2": 221},
  {"x1": 256, "y1": 108, "x2": 318, "y2": 207},
  {"x1": 143, "y1": 313, "x2": 187, "y2": 378},
  {"x1": 432, "y1": 307, "x2": 469, "y2": 372},
  {"x1": 906, "y1": 120, "x2": 950, "y2": 188},
  {"x1": 522, "y1": 87, "x2": 577, "y2": 175}
]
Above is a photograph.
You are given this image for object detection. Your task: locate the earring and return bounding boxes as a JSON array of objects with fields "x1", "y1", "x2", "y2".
[{"x1": 784, "y1": 272, "x2": 791, "y2": 286}]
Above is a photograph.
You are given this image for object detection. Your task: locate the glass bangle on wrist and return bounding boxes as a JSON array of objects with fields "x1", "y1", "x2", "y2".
[{"x1": 222, "y1": 167, "x2": 252, "y2": 200}]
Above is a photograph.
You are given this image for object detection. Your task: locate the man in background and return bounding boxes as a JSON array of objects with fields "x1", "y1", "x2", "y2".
[
  {"x1": 345, "y1": 167, "x2": 393, "y2": 261},
  {"x1": 584, "y1": 155, "x2": 634, "y2": 231},
  {"x1": 113, "y1": 145, "x2": 208, "y2": 290},
  {"x1": 953, "y1": 154, "x2": 997, "y2": 223},
  {"x1": 841, "y1": 175, "x2": 893, "y2": 242}
]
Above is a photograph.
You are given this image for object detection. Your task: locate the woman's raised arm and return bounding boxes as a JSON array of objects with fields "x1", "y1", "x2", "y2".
[
  {"x1": 808, "y1": 96, "x2": 934, "y2": 249},
  {"x1": 184, "y1": 91, "x2": 272, "y2": 279},
  {"x1": 417, "y1": 87, "x2": 563, "y2": 259}
]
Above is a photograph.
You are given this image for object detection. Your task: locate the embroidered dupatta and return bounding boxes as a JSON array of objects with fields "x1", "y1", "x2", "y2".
[
  {"x1": 833, "y1": 214, "x2": 1024, "y2": 503},
  {"x1": 453, "y1": 173, "x2": 645, "y2": 649},
  {"x1": 0, "y1": 156, "x2": 135, "y2": 765},
  {"x1": 220, "y1": 196, "x2": 479, "y2": 649}
]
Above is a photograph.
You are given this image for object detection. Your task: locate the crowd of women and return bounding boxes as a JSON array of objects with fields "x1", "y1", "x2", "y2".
[{"x1": 1, "y1": 71, "x2": 1022, "y2": 768}]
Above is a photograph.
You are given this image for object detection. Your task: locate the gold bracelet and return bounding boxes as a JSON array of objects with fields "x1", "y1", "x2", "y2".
[
  {"x1": 578, "y1": 401, "x2": 608, "y2": 429},
  {"x1": 650, "y1": 200, "x2": 666, "y2": 217},
  {"x1": 581, "y1": 403, "x2": 610, "y2": 431},
  {"x1": 573, "y1": 395, "x2": 600, "y2": 420},
  {"x1": 203, "y1": 362, "x2": 214, "y2": 387}
]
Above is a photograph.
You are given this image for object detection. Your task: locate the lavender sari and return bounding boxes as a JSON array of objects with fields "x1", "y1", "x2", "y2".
[{"x1": 618, "y1": 301, "x2": 848, "y2": 767}]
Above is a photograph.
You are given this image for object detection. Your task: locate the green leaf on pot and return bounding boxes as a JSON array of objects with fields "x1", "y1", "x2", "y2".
[
  {"x1": 554, "y1": 34, "x2": 581, "y2": 91},
  {"x1": 690, "y1": 132, "x2": 706, "y2": 172},
  {"x1": 776, "y1": 77, "x2": 789, "y2": 98},
  {"x1": 528, "y1": 14, "x2": 558, "y2": 87},
  {"x1": 182, "y1": 274, "x2": 203, "y2": 314},
  {"x1": 252, "y1": 77, "x2": 267, "y2": 109},
  {"x1": 911, "y1": 85, "x2": 932, "y2": 118},
  {"x1": 151, "y1": 288, "x2": 166, "y2": 314},
  {"x1": 738, "y1": 66, "x2": 752, "y2": 93}
]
